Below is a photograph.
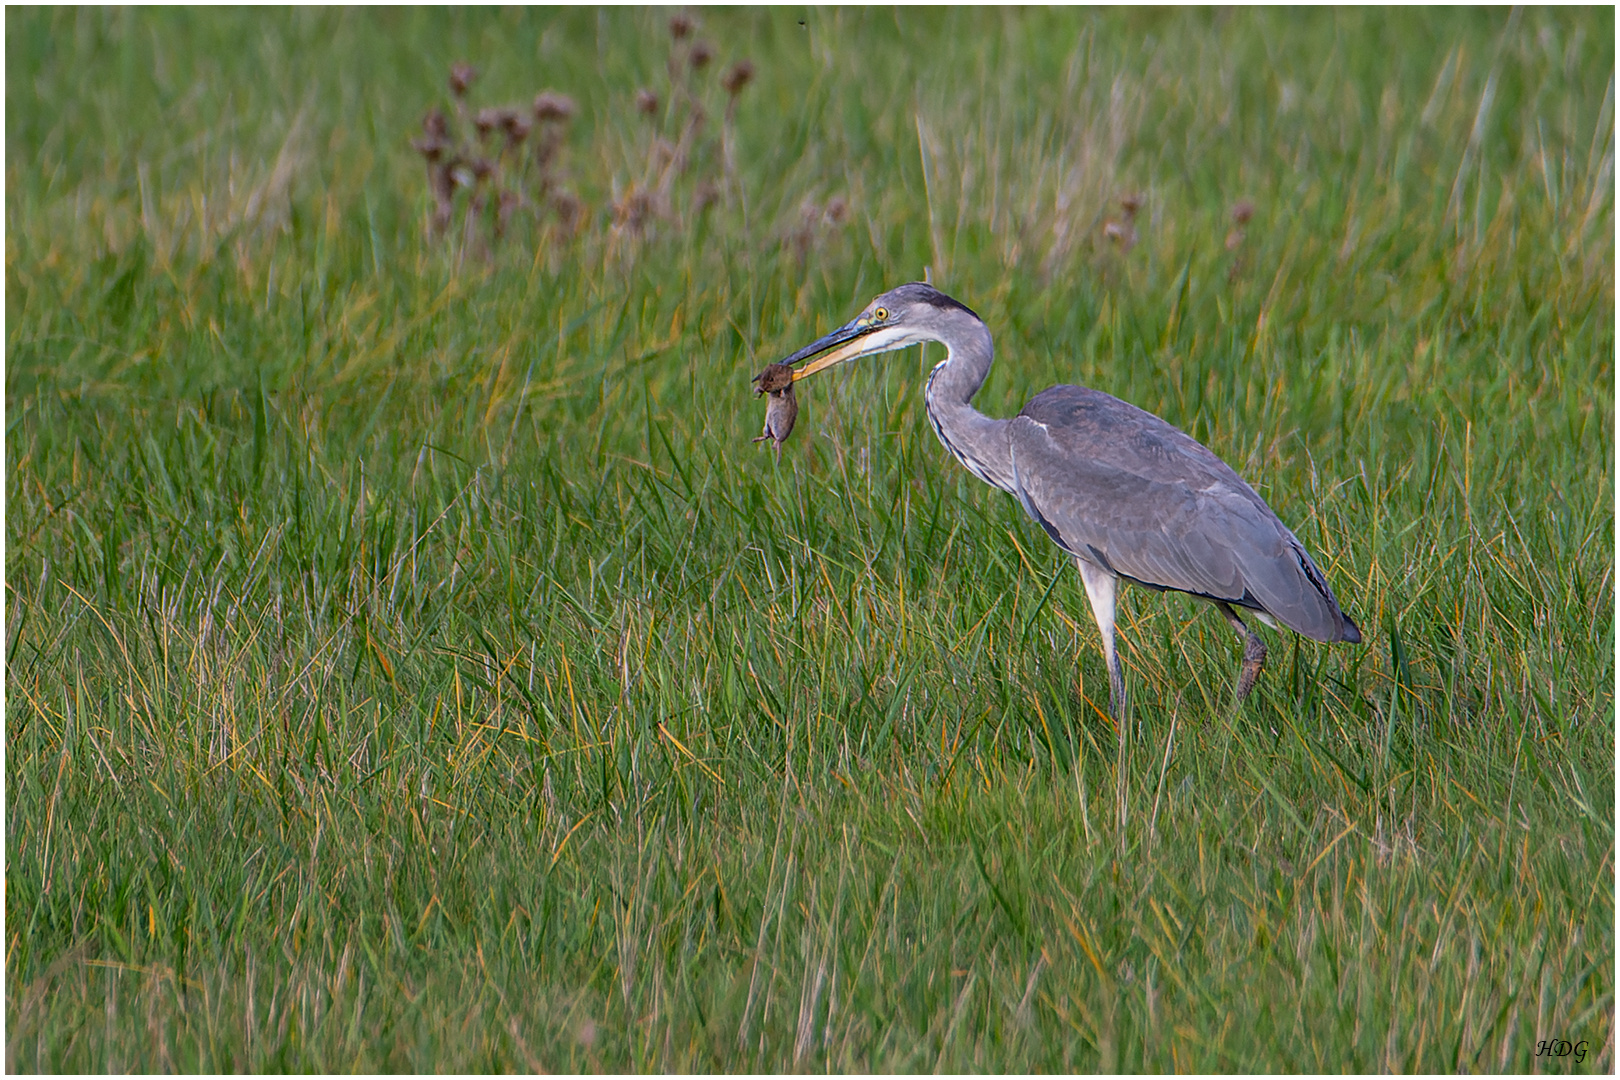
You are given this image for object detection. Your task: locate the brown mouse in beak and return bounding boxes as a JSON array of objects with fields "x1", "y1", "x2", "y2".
[{"x1": 751, "y1": 362, "x2": 798, "y2": 460}]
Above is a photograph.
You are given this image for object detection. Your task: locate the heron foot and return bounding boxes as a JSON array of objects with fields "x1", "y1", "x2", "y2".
[
  {"x1": 1235, "y1": 631, "x2": 1267, "y2": 700},
  {"x1": 1108, "y1": 671, "x2": 1127, "y2": 721}
]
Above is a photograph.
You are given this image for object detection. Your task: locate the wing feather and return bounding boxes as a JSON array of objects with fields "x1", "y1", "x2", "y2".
[{"x1": 1007, "y1": 385, "x2": 1357, "y2": 642}]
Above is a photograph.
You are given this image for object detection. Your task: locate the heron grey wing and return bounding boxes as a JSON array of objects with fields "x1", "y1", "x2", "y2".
[
  {"x1": 1007, "y1": 413, "x2": 1253, "y2": 602},
  {"x1": 1008, "y1": 386, "x2": 1358, "y2": 642}
]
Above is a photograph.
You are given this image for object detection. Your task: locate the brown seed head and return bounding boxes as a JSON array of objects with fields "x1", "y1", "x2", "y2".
[
  {"x1": 1119, "y1": 192, "x2": 1145, "y2": 218},
  {"x1": 693, "y1": 180, "x2": 720, "y2": 214},
  {"x1": 669, "y1": 13, "x2": 694, "y2": 40},
  {"x1": 824, "y1": 196, "x2": 849, "y2": 225},
  {"x1": 474, "y1": 107, "x2": 501, "y2": 139},
  {"x1": 689, "y1": 41, "x2": 715, "y2": 69},
  {"x1": 722, "y1": 60, "x2": 755, "y2": 95},
  {"x1": 634, "y1": 88, "x2": 660, "y2": 115},
  {"x1": 1231, "y1": 199, "x2": 1255, "y2": 226},
  {"x1": 533, "y1": 92, "x2": 576, "y2": 123},
  {"x1": 614, "y1": 188, "x2": 653, "y2": 232},
  {"x1": 470, "y1": 156, "x2": 495, "y2": 181},
  {"x1": 413, "y1": 134, "x2": 448, "y2": 162},
  {"x1": 414, "y1": 113, "x2": 450, "y2": 161},
  {"x1": 551, "y1": 190, "x2": 584, "y2": 231},
  {"x1": 1103, "y1": 219, "x2": 1138, "y2": 252},
  {"x1": 500, "y1": 108, "x2": 532, "y2": 144},
  {"x1": 449, "y1": 62, "x2": 477, "y2": 97},
  {"x1": 422, "y1": 107, "x2": 450, "y2": 140}
]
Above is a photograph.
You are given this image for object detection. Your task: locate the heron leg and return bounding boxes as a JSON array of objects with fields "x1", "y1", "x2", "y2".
[
  {"x1": 1215, "y1": 602, "x2": 1267, "y2": 701},
  {"x1": 1075, "y1": 558, "x2": 1126, "y2": 718}
]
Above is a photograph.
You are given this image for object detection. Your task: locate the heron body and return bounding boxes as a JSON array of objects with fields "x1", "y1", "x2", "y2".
[{"x1": 778, "y1": 282, "x2": 1360, "y2": 716}]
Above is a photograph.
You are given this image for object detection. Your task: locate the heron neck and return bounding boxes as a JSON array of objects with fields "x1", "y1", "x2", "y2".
[{"x1": 923, "y1": 329, "x2": 1016, "y2": 494}]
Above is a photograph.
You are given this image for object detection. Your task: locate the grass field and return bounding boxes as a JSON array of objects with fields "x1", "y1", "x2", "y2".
[{"x1": 6, "y1": 7, "x2": 1614, "y2": 1072}]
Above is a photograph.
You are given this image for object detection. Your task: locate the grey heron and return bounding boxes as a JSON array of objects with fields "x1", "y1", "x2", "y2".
[{"x1": 776, "y1": 282, "x2": 1360, "y2": 717}]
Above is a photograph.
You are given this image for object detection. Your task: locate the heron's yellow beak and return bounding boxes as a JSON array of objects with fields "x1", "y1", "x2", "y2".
[
  {"x1": 776, "y1": 312, "x2": 895, "y2": 382},
  {"x1": 789, "y1": 334, "x2": 874, "y2": 381}
]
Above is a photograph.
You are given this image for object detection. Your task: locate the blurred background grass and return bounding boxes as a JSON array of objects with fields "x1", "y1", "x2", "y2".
[{"x1": 6, "y1": 7, "x2": 1613, "y2": 1071}]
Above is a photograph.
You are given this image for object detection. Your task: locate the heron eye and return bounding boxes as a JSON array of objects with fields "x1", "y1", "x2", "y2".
[{"x1": 873, "y1": 307, "x2": 889, "y2": 322}]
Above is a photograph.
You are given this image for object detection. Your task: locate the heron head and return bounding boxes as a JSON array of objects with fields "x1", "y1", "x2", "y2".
[{"x1": 781, "y1": 283, "x2": 982, "y2": 382}]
